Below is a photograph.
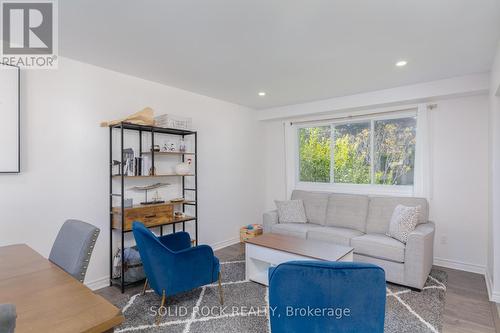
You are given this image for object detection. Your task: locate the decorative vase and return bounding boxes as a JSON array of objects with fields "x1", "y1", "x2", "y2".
[{"x1": 175, "y1": 159, "x2": 192, "y2": 175}]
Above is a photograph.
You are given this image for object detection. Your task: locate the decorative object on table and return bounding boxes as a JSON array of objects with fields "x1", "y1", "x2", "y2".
[
  {"x1": 152, "y1": 190, "x2": 162, "y2": 204},
  {"x1": 112, "y1": 160, "x2": 122, "y2": 176},
  {"x1": 129, "y1": 183, "x2": 170, "y2": 205},
  {"x1": 112, "y1": 246, "x2": 146, "y2": 283},
  {"x1": 134, "y1": 157, "x2": 142, "y2": 176},
  {"x1": 169, "y1": 197, "x2": 185, "y2": 203},
  {"x1": 154, "y1": 114, "x2": 192, "y2": 130},
  {"x1": 175, "y1": 158, "x2": 192, "y2": 175},
  {"x1": 179, "y1": 139, "x2": 186, "y2": 152},
  {"x1": 124, "y1": 198, "x2": 133, "y2": 208},
  {"x1": 122, "y1": 148, "x2": 135, "y2": 176},
  {"x1": 240, "y1": 224, "x2": 263, "y2": 242},
  {"x1": 162, "y1": 142, "x2": 176, "y2": 152},
  {"x1": 174, "y1": 211, "x2": 185, "y2": 218},
  {"x1": 100, "y1": 107, "x2": 155, "y2": 127}
]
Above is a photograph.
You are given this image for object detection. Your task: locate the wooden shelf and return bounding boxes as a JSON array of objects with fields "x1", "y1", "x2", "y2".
[
  {"x1": 112, "y1": 174, "x2": 195, "y2": 178},
  {"x1": 168, "y1": 200, "x2": 196, "y2": 205},
  {"x1": 112, "y1": 215, "x2": 196, "y2": 232},
  {"x1": 142, "y1": 151, "x2": 195, "y2": 155}
]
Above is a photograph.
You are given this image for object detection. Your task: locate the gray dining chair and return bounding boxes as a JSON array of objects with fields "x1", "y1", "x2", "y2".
[
  {"x1": 49, "y1": 219, "x2": 100, "y2": 283},
  {"x1": 0, "y1": 304, "x2": 16, "y2": 333}
]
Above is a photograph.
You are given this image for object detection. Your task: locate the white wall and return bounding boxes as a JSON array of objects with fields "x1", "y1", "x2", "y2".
[
  {"x1": 262, "y1": 94, "x2": 490, "y2": 273},
  {"x1": 0, "y1": 57, "x2": 263, "y2": 289},
  {"x1": 488, "y1": 41, "x2": 500, "y2": 301}
]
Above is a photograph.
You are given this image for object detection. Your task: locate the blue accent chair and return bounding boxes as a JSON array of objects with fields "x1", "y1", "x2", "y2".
[
  {"x1": 269, "y1": 261, "x2": 386, "y2": 333},
  {"x1": 132, "y1": 222, "x2": 223, "y2": 310}
]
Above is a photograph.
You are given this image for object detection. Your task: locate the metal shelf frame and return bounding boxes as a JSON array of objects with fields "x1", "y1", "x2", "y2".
[{"x1": 109, "y1": 122, "x2": 198, "y2": 292}]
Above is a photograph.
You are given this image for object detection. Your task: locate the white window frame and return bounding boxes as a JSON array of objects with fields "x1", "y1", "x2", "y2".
[{"x1": 289, "y1": 109, "x2": 419, "y2": 196}]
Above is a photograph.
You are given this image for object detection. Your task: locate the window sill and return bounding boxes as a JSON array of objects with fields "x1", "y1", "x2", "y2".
[{"x1": 295, "y1": 182, "x2": 415, "y2": 197}]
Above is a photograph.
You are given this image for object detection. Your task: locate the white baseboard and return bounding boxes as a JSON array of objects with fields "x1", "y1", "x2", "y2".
[
  {"x1": 433, "y1": 257, "x2": 486, "y2": 275},
  {"x1": 85, "y1": 237, "x2": 241, "y2": 291},
  {"x1": 211, "y1": 236, "x2": 241, "y2": 251},
  {"x1": 85, "y1": 276, "x2": 110, "y2": 291},
  {"x1": 485, "y1": 270, "x2": 500, "y2": 303}
]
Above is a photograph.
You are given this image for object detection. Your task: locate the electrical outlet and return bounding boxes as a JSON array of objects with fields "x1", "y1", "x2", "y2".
[{"x1": 440, "y1": 236, "x2": 447, "y2": 245}]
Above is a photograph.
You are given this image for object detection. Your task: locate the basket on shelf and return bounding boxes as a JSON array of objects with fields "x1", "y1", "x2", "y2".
[
  {"x1": 155, "y1": 114, "x2": 192, "y2": 130},
  {"x1": 240, "y1": 224, "x2": 263, "y2": 242}
]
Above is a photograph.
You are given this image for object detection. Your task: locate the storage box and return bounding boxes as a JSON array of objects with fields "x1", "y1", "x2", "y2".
[
  {"x1": 155, "y1": 114, "x2": 193, "y2": 130},
  {"x1": 240, "y1": 224, "x2": 263, "y2": 242}
]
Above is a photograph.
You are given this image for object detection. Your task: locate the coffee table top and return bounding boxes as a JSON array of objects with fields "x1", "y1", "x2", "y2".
[{"x1": 246, "y1": 233, "x2": 353, "y2": 261}]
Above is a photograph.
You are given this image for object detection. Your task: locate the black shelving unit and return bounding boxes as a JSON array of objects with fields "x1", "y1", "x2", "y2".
[{"x1": 109, "y1": 122, "x2": 198, "y2": 293}]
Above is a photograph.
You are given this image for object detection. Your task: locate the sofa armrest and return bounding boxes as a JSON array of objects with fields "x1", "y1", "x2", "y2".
[
  {"x1": 263, "y1": 210, "x2": 279, "y2": 233},
  {"x1": 404, "y1": 222, "x2": 435, "y2": 289}
]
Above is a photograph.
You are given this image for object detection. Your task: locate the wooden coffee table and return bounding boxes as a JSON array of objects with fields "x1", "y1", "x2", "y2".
[{"x1": 245, "y1": 233, "x2": 354, "y2": 286}]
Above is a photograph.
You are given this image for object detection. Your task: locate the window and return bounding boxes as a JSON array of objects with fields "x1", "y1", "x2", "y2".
[
  {"x1": 297, "y1": 115, "x2": 417, "y2": 187},
  {"x1": 334, "y1": 122, "x2": 371, "y2": 184},
  {"x1": 298, "y1": 126, "x2": 331, "y2": 183},
  {"x1": 374, "y1": 118, "x2": 416, "y2": 185}
]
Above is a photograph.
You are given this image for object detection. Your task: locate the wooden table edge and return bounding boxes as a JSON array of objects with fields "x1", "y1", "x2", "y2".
[
  {"x1": 245, "y1": 233, "x2": 354, "y2": 260},
  {"x1": 83, "y1": 313, "x2": 124, "y2": 333}
]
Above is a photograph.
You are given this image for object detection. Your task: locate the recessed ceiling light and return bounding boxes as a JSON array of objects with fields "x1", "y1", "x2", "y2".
[
  {"x1": 258, "y1": 91, "x2": 266, "y2": 97},
  {"x1": 396, "y1": 60, "x2": 408, "y2": 67}
]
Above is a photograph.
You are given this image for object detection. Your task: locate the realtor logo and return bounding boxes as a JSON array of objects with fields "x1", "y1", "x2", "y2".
[{"x1": 1, "y1": 0, "x2": 58, "y2": 68}]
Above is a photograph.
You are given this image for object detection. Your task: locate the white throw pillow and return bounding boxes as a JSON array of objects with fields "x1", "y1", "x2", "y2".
[
  {"x1": 275, "y1": 200, "x2": 307, "y2": 223},
  {"x1": 387, "y1": 204, "x2": 421, "y2": 244}
]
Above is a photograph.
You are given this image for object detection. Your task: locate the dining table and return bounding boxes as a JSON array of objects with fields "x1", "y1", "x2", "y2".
[{"x1": 0, "y1": 244, "x2": 124, "y2": 333}]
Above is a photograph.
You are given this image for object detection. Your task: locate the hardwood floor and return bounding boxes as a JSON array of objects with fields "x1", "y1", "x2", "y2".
[
  {"x1": 439, "y1": 266, "x2": 498, "y2": 333},
  {"x1": 97, "y1": 242, "x2": 499, "y2": 333}
]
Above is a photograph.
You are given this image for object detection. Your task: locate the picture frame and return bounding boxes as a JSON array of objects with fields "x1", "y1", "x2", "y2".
[{"x1": 0, "y1": 63, "x2": 20, "y2": 173}]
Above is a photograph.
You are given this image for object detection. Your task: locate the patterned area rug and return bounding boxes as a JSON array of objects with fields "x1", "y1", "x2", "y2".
[{"x1": 113, "y1": 254, "x2": 447, "y2": 333}]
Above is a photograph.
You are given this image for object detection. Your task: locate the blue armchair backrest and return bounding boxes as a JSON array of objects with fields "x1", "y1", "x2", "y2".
[
  {"x1": 132, "y1": 222, "x2": 174, "y2": 294},
  {"x1": 269, "y1": 261, "x2": 386, "y2": 333}
]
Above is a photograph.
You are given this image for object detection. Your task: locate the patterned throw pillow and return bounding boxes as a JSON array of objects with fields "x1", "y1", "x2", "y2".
[
  {"x1": 274, "y1": 200, "x2": 308, "y2": 224},
  {"x1": 387, "y1": 204, "x2": 421, "y2": 244}
]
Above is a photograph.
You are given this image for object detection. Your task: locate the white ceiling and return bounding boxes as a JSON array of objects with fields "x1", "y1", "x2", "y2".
[{"x1": 60, "y1": 0, "x2": 500, "y2": 109}]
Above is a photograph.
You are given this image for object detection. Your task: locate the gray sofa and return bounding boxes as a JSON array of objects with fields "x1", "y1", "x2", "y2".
[{"x1": 263, "y1": 190, "x2": 435, "y2": 290}]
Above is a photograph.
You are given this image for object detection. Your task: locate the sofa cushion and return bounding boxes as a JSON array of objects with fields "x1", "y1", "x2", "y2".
[
  {"x1": 307, "y1": 226, "x2": 364, "y2": 246},
  {"x1": 325, "y1": 193, "x2": 369, "y2": 232},
  {"x1": 351, "y1": 234, "x2": 405, "y2": 263},
  {"x1": 291, "y1": 190, "x2": 329, "y2": 225},
  {"x1": 271, "y1": 223, "x2": 321, "y2": 238},
  {"x1": 275, "y1": 200, "x2": 307, "y2": 223},
  {"x1": 387, "y1": 204, "x2": 420, "y2": 244},
  {"x1": 366, "y1": 196, "x2": 429, "y2": 234}
]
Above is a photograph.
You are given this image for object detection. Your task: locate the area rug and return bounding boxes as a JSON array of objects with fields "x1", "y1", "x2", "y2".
[{"x1": 113, "y1": 255, "x2": 447, "y2": 333}]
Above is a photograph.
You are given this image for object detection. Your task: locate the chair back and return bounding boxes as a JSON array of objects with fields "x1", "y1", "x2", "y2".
[
  {"x1": 132, "y1": 222, "x2": 174, "y2": 294},
  {"x1": 49, "y1": 219, "x2": 100, "y2": 282},
  {"x1": 0, "y1": 304, "x2": 16, "y2": 333},
  {"x1": 269, "y1": 261, "x2": 386, "y2": 333}
]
